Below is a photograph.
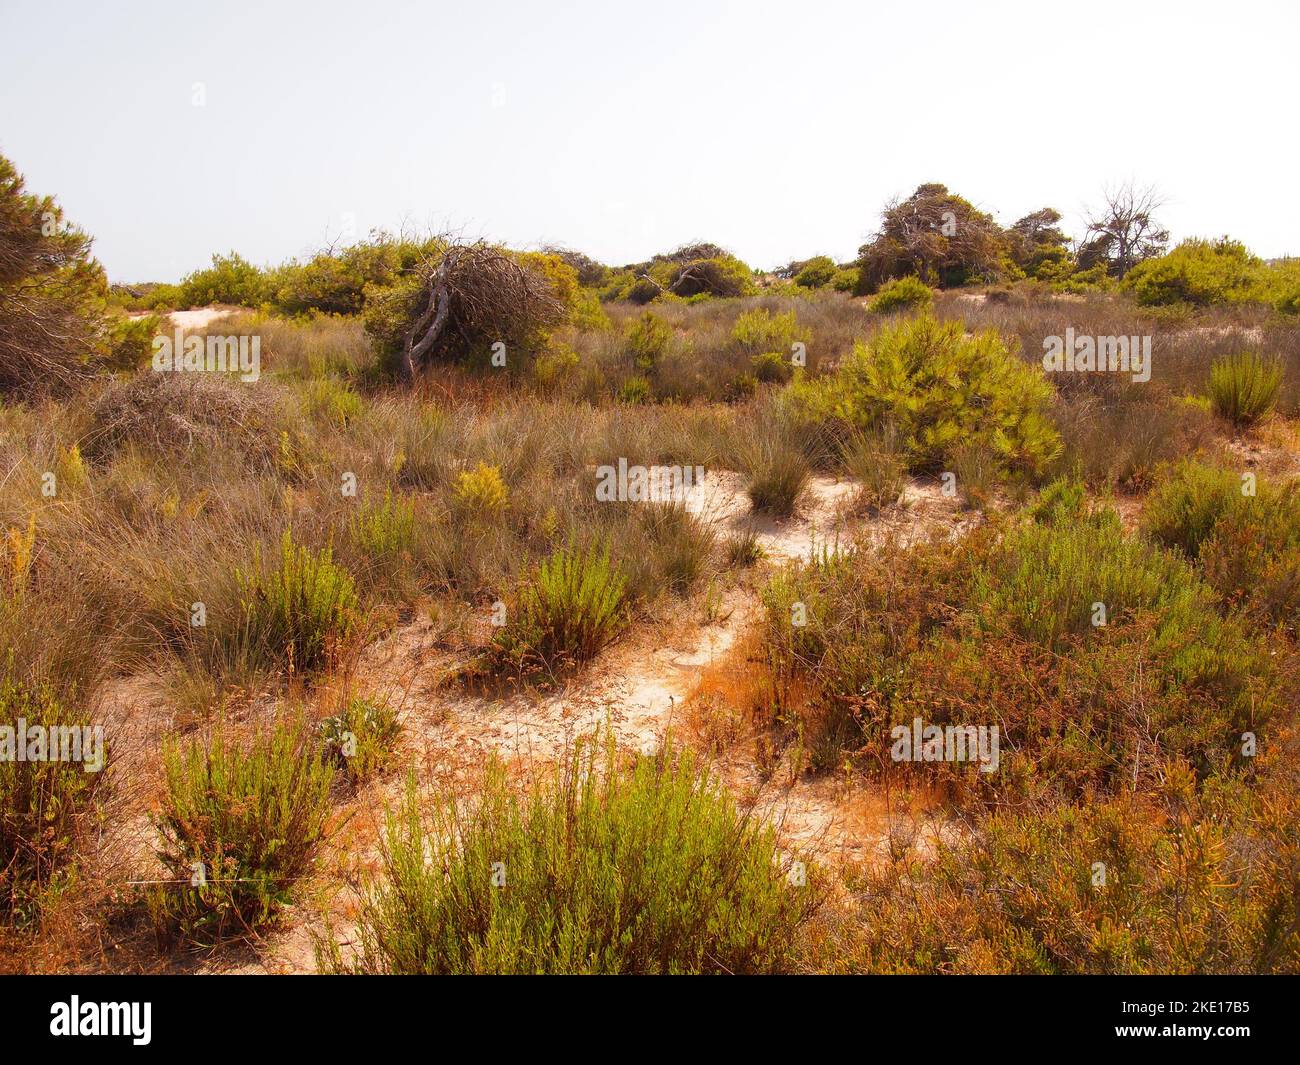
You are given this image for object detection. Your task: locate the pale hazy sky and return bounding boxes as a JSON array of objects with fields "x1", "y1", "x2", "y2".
[{"x1": 2, "y1": 0, "x2": 1296, "y2": 282}]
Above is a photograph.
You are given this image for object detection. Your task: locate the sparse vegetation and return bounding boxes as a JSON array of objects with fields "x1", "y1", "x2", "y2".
[{"x1": 4, "y1": 105, "x2": 1300, "y2": 986}]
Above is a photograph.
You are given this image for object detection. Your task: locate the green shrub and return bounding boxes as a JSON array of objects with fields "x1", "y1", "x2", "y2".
[
  {"x1": 302, "y1": 376, "x2": 363, "y2": 427},
  {"x1": 666, "y1": 254, "x2": 756, "y2": 299},
  {"x1": 350, "y1": 489, "x2": 417, "y2": 561},
  {"x1": 974, "y1": 510, "x2": 1207, "y2": 648},
  {"x1": 625, "y1": 311, "x2": 672, "y2": 372},
  {"x1": 793, "y1": 256, "x2": 837, "y2": 289},
  {"x1": 324, "y1": 740, "x2": 817, "y2": 974},
  {"x1": 618, "y1": 375, "x2": 651, "y2": 404},
  {"x1": 237, "y1": 530, "x2": 359, "y2": 673},
  {"x1": 831, "y1": 268, "x2": 859, "y2": 292},
  {"x1": 319, "y1": 697, "x2": 402, "y2": 785},
  {"x1": 1208, "y1": 351, "x2": 1282, "y2": 426},
  {"x1": 177, "y1": 252, "x2": 269, "y2": 308},
  {"x1": 1029, "y1": 475, "x2": 1087, "y2": 525},
  {"x1": 494, "y1": 541, "x2": 628, "y2": 670},
  {"x1": 1142, "y1": 460, "x2": 1244, "y2": 556},
  {"x1": 751, "y1": 350, "x2": 793, "y2": 384},
  {"x1": 0, "y1": 673, "x2": 103, "y2": 920},
  {"x1": 452, "y1": 462, "x2": 509, "y2": 515},
  {"x1": 732, "y1": 308, "x2": 803, "y2": 355},
  {"x1": 149, "y1": 718, "x2": 334, "y2": 945},
  {"x1": 1128, "y1": 238, "x2": 1263, "y2": 308},
  {"x1": 867, "y1": 275, "x2": 933, "y2": 314},
  {"x1": 786, "y1": 313, "x2": 1060, "y2": 476}
]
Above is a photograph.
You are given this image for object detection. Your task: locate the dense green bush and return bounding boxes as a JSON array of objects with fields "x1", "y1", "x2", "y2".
[
  {"x1": 0, "y1": 154, "x2": 117, "y2": 394},
  {"x1": 786, "y1": 313, "x2": 1060, "y2": 476},
  {"x1": 793, "y1": 256, "x2": 837, "y2": 288},
  {"x1": 625, "y1": 310, "x2": 672, "y2": 371},
  {"x1": 325, "y1": 741, "x2": 817, "y2": 973},
  {"x1": 1127, "y1": 237, "x2": 1279, "y2": 309},
  {"x1": 867, "y1": 275, "x2": 933, "y2": 314},
  {"x1": 177, "y1": 252, "x2": 269, "y2": 308}
]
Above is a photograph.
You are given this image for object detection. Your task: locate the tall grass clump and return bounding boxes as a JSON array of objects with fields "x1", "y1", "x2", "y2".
[
  {"x1": 1208, "y1": 351, "x2": 1282, "y2": 426},
  {"x1": 148, "y1": 719, "x2": 334, "y2": 945},
  {"x1": 493, "y1": 540, "x2": 628, "y2": 671},
  {"x1": 323, "y1": 740, "x2": 817, "y2": 974},
  {"x1": 236, "y1": 530, "x2": 359, "y2": 673},
  {"x1": 842, "y1": 429, "x2": 905, "y2": 511},
  {"x1": 742, "y1": 430, "x2": 810, "y2": 517},
  {"x1": 634, "y1": 503, "x2": 717, "y2": 596}
]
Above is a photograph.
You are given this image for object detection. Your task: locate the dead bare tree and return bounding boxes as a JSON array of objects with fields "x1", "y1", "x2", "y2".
[
  {"x1": 1082, "y1": 181, "x2": 1170, "y2": 278},
  {"x1": 398, "y1": 241, "x2": 567, "y2": 380}
]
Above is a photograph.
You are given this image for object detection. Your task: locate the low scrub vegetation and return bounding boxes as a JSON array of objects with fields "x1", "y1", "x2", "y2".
[
  {"x1": 148, "y1": 719, "x2": 334, "y2": 946},
  {"x1": 324, "y1": 740, "x2": 817, "y2": 974}
]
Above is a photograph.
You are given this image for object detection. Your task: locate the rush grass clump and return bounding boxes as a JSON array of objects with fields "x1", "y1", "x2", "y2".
[
  {"x1": 1208, "y1": 351, "x2": 1283, "y2": 426},
  {"x1": 324, "y1": 740, "x2": 818, "y2": 974}
]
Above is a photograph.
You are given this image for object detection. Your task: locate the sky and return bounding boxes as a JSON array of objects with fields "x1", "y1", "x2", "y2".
[{"x1": 1, "y1": 0, "x2": 1297, "y2": 282}]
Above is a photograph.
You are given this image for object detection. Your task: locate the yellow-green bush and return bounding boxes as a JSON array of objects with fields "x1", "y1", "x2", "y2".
[
  {"x1": 786, "y1": 313, "x2": 1060, "y2": 476},
  {"x1": 867, "y1": 275, "x2": 933, "y2": 314}
]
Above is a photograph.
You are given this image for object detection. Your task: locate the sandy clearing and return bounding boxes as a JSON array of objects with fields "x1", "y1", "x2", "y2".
[{"x1": 127, "y1": 305, "x2": 244, "y2": 330}]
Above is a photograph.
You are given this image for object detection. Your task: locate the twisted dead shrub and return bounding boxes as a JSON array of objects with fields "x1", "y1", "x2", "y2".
[{"x1": 364, "y1": 241, "x2": 571, "y2": 380}]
